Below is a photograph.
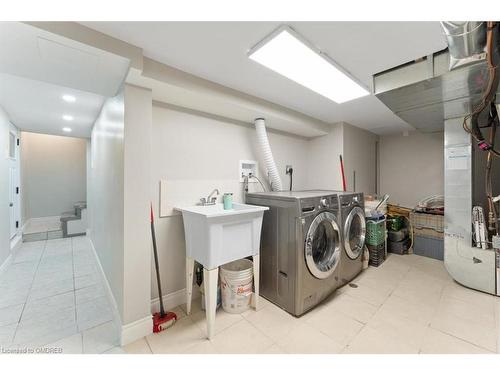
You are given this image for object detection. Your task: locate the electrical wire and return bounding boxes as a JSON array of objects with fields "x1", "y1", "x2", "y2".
[{"x1": 462, "y1": 21, "x2": 500, "y2": 157}]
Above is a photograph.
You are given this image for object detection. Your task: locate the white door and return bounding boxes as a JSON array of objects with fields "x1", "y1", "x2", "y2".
[{"x1": 9, "y1": 166, "x2": 17, "y2": 238}]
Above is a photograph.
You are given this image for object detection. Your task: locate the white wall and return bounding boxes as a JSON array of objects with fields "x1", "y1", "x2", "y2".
[
  {"x1": 306, "y1": 122, "x2": 378, "y2": 194},
  {"x1": 0, "y1": 106, "x2": 15, "y2": 265},
  {"x1": 150, "y1": 104, "x2": 310, "y2": 299},
  {"x1": 21, "y1": 132, "x2": 87, "y2": 220},
  {"x1": 89, "y1": 89, "x2": 125, "y2": 322},
  {"x1": 342, "y1": 122, "x2": 378, "y2": 194},
  {"x1": 306, "y1": 123, "x2": 344, "y2": 190},
  {"x1": 122, "y1": 84, "x2": 152, "y2": 327},
  {"x1": 379, "y1": 131, "x2": 444, "y2": 208},
  {"x1": 89, "y1": 84, "x2": 152, "y2": 344}
]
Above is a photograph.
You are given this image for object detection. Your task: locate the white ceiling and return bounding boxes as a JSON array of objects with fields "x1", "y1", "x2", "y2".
[
  {"x1": 0, "y1": 73, "x2": 105, "y2": 138},
  {"x1": 81, "y1": 21, "x2": 448, "y2": 134},
  {"x1": 0, "y1": 22, "x2": 130, "y2": 137}
]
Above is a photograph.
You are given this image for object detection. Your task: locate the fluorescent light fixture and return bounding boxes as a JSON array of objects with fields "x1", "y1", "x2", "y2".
[
  {"x1": 62, "y1": 94, "x2": 76, "y2": 103},
  {"x1": 248, "y1": 26, "x2": 369, "y2": 104},
  {"x1": 62, "y1": 115, "x2": 73, "y2": 121},
  {"x1": 62, "y1": 127, "x2": 72, "y2": 132}
]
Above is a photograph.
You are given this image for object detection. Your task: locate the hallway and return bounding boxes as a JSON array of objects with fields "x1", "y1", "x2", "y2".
[{"x1": 0, "y1": 237, "x2": 122, "y2": 353}]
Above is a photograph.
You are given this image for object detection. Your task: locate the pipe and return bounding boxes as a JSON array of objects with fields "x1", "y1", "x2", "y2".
[{"x1": 254, "y1": 118, "x2": 283, "y2": 191}]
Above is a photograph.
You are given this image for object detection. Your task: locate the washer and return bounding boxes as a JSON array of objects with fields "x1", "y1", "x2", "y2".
[
  {"x1": 245, "y1": 190, "x2": 342, "y2": 316},
  {"x1": 337, "y1": 192, "x2": 366, "y2": 286}
]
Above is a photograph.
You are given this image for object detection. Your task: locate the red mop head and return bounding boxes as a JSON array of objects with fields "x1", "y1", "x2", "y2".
[{"x1": 152, "y1": 311, "x2": 177, "y2": 333}]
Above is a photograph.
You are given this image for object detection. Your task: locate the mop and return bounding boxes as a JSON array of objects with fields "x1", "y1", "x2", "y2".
[{"x1": 151, "y1": 204, "x2": 177, "y2": 333}]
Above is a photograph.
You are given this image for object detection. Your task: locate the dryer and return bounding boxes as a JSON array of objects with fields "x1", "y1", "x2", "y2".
[
  {"x1": 245, "y1": 190, "x2": 342, "y2": 316},
  {"x1": 337, "y1": 192, "x2": 366, "y2": 286}
]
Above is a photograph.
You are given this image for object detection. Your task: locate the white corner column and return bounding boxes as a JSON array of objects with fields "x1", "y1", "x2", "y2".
[{"x1": 121, "y1": 84, "x2": 154, "y2": 345}]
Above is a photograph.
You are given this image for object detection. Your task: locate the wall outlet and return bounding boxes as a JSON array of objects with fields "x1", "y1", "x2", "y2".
[
  {"x1": 239, "y1": 160, "x2": 258, "y2": 182},
  {"x1": 286, "y1": 165, "x2": 293, "y2": 174}
]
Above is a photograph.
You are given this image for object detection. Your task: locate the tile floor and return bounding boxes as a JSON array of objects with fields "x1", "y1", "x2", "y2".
[
  {"x1": 2, "y1": 238, "x2": 499, "y2": 355},
  {"x1": 124, "y1": 253, "x2": 500, "y2": 354},
  {"x1": 0, "y1": 237, "x2": 122, "y2": 354}
]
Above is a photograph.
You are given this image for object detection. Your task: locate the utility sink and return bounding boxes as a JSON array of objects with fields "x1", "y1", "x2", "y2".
[{"x1": 176, "y1": 203, "x2": 268, "y2": 269}]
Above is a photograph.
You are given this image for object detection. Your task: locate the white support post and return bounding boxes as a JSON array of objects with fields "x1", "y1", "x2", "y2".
[
  {"x1": 252, "y1": 254, "x2": 260, "y2": 311},
  {"x1": 185, "y1": 257, "x2": 195, "y2": 315},
  {"x1": 203, "y1": 267, "x2": 219, "y2": 340}
]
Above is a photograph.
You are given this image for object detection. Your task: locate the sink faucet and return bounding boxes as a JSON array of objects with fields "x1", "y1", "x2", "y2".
[{"x1": 200, "y1": 188, "x2": 220, "y2": 206}]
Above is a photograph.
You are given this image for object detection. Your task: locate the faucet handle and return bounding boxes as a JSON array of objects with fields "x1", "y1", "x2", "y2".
[
  {"x1": 200, "y1": 197, "x2": 207, "y2": 205},
  {"x1": 210, "y1": 197, "x2": 217, "y2": 204}
]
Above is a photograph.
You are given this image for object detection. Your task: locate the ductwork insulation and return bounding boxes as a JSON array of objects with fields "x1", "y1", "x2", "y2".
[{"x1": 254, "y1": 118, "x2": 283, "y2": 191}]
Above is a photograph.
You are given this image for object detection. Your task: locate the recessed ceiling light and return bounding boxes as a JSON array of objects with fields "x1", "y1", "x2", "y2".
[
  {"x1": 62, "y1": 127, "x2": 72, "y2": 133},
  {"x1": 62, "y1": 94, "x2": 76, "y2": 103},
  {"x1": 62, "y1": 115, "x2": 74, "y2": 121},
  {"x1": 248, "y1": 26, "x2": 369, "y2": 104}
]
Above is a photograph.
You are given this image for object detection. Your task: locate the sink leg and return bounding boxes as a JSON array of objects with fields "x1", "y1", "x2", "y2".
[
  {"x1": 203, "y1": 267, "x2": 218, "y2": 340},
  {"x1": 185, "y1": 257, "x2": 195, "y2": 315},
  {"x1": 252, "y1": 254, "x2": 260, "y2": 311}
]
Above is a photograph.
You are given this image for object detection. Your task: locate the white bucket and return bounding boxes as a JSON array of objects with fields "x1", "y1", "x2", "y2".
[{"x1": 220, "y1": 259, "x2": 253, "y2": 314}]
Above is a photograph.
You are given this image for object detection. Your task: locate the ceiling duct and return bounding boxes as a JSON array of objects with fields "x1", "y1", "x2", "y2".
[
  {"x1": 441, "y1": 21, "x2": 487, "y2": 70},
  {"x1": 373, "y1": 22, "x2": 499, "y2": 132}
]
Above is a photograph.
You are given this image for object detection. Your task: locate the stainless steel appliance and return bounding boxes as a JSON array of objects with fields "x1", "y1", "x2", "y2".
[
  {"x1": 337, "y1": 192, "x2": 366, "y2": 286},
  {"x1": 245, "y1": 190, "x2": 342, "y2": 316}
]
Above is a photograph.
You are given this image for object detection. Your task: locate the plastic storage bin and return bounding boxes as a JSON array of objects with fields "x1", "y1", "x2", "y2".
[
  {"x1": 413, "y1": 235, "x2": 444, "y2": 260},
  {"x1": 367, "y1": 243, "x2": 386, "y2": 267},
  {"x1": 366, "y1": 217, "x2": 386, "y2": 246}
]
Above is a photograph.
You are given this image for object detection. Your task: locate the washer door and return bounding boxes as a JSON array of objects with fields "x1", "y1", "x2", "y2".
[
  {"x1": 305, "y1": 211, "x2": 341, "y2": 279},
  {"x1": 344, "y1": 206, "x2": 366, "y2": 260}
]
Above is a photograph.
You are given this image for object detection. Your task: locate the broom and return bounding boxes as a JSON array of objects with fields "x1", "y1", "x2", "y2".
[{"x1": 151, "y1": 203, "x2": 177, "y2": 333}]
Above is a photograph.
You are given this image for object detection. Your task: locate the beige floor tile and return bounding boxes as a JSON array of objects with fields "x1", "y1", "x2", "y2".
[
  {"x1": 243, "y1": 303, "x2": 302, "y2": 342},
  {"x1": 344, "y1": 325, "x2": 418, "y2": 354},
  {"x1": 325, "y1": 292, "x2": 379, "y2": 324},
  {"x1": 374, "y1": 294, "x2": 437, "y2": 326},
  {"x1": 180, "y1": 339, "x2": 219, "y2": 354},
  {"x1": 431, "y1": 298, "x2": 497, "y2": 352},
  {"x1": 146, "y1": 317, "x2": 206, "y2": 354},
  {"x1": 276, "y1": 323, "x2": 344, "y2": 354},
  {"x1": 420, "y1": 327, "x2": 494, "y2": 354},
  {"x1": 392, "y1": 271, "x2": 444, "y2": 307},
  {"x1": 209, "y1": 320, "x2": 274, "y2": 354},
  {"x1": 123, "y1": 338, "x2": 152, "y2": 354},
  {"x1": 441, "y1": 282, "x2": 496, "y2": 311},
  {"x1": 366, "y1": 311, "x2": 428, "y2": 352},
  {"x1": 189, "y1": 308, "x2": 243, "y2": 336},
  {"x1": 261, "y1": 344, "x2": 287, "y2": 354},
  {"x1": 179, "y1": 297, "x2": 203, "y2": 316},
  {"x1": 304, "y1": 307, "x2": 363, "y2": 347},
  {"x1": 437, "y1": 295, "x2": 495, "y2": 326},
  {"x1": 342, "y1": 281, "x2": 392, "y2": 307}
]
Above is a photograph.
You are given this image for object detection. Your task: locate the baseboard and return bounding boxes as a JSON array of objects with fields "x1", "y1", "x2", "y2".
[
  {"x1": 88, "y1": 237, "x2": 123, "y2": 333},
  {"x1": 151, "y1": 287, "x2": 201, "y2": 314},
  {"x1": 120, "y1": 316, "x2": 153, "y2": 346}
]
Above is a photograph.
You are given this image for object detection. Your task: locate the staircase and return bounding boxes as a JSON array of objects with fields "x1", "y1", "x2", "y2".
[{"x1": 60, "y1": 201, "x2": 87, "y2": 237}]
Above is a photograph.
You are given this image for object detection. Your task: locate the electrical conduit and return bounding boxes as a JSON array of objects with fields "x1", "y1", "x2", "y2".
[{"x1": 254, "y1": 118, "x2": 283, "y2": 191}]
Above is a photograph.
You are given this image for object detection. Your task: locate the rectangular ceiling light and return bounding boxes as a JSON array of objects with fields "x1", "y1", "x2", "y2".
[{"x1": 248, "y1": 26, "x2": 369, "y2": 104}]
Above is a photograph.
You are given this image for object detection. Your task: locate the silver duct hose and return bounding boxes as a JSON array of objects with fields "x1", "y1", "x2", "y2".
[{"x1": 254, "y1": 118, "x2": 283, "y2": 191}]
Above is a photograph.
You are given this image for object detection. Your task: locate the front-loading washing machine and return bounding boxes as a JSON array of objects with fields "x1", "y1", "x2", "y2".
[
  {"x1": 245, "y1": 190, "x2": 342, "y2": 316},
  {"x1": 337, "y1": 192, "x2": 366, "y2": 286}
]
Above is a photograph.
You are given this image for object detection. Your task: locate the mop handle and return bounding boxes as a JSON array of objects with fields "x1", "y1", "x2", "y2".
[{"x1": 151, "y1": 204, "x2": 165, "y2": 317}]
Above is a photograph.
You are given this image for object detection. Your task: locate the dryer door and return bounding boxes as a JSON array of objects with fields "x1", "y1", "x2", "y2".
[
  {"x1": 344, "y1": 206, "x2": 366, "y2": 260},
  {"x1": 304, "y1": 211, "x2": 341, "y2": 279}
]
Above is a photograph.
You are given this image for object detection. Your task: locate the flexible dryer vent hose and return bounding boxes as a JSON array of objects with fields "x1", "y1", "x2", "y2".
[{"x1": 254, "y1": 118, "x2": 283, "y2": 191}]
